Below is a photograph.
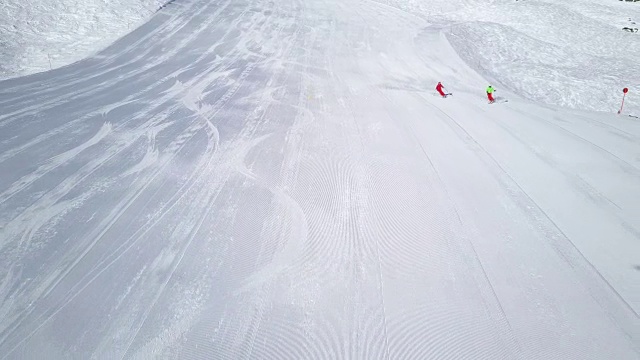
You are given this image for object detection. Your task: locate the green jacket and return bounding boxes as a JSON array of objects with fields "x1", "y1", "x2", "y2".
[{"x1": 486, "y1": 86, "x2": 494, "y2": 94}]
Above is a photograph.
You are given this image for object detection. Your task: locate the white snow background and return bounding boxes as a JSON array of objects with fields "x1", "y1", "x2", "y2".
[{"x1": 0, "y1": 0, "x2": 639, "y2": 358}]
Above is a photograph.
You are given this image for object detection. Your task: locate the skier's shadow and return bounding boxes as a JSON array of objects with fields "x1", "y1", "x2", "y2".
[{"x1": 492, "y1": 95, "x2": 508, "y2": 103}]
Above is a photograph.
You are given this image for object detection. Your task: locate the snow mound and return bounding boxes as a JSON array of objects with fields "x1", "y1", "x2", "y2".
[{"x1": 0, "y1": 0, "x2": 165, "y2": 80}]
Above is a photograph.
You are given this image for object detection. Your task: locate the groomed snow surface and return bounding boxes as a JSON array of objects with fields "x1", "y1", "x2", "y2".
[{"x1": 1, "y1": 0, "x2": 639, "y2": 358}]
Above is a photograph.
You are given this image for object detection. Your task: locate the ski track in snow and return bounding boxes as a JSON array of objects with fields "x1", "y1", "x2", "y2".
[{"x1": 0, "y1": 0, "x2": 639, "y2": 358}]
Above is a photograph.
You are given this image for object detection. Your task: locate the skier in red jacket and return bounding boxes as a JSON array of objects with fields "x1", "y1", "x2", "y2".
[{"x1": 435, "y1": 82, "x2": 448, "y2": 98}]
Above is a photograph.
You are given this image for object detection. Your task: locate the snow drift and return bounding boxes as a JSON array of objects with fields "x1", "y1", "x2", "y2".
[{"x1": 0, "y1": 0, "x2": 165, "y2": 79}]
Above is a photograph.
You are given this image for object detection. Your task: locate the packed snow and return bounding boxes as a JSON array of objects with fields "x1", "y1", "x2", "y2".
[
  {"x1": 0, "y1": 0, "x2": 639, "y2": 358},
  {"x1": 0, "y1": 0, "x2": 166, "y2": 79}
]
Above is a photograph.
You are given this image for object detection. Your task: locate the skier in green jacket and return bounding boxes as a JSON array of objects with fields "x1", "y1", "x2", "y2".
[{"x1": 486, "y1": 85, "x2": 495, "y2": 103}]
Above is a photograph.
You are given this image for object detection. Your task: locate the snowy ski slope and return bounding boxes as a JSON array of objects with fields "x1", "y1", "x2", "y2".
[
  {"x1": 377, "y1": 0, "x2": 640, "y2": 115},
  {"x1": 0, "y1": 0, "x2": 639, "y2": 358}
]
